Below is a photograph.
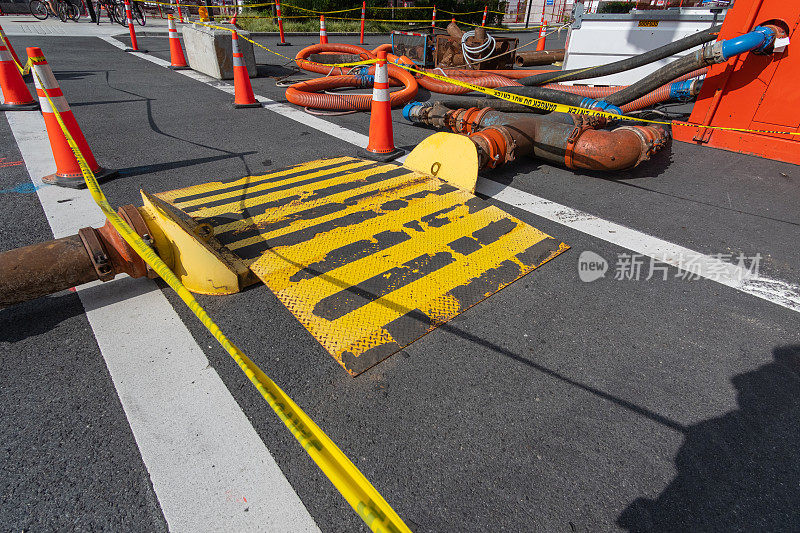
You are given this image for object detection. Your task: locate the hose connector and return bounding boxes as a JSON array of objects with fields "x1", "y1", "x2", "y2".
[
  {"x1": 580, "y1": 97, "x2": 623, "y2": 116},
  {"x1": 669, "y1": 79, "x2": 695, "y2": 100},
  {"x1": 355, "y1": 74, "x2": 374, "y2": 88},
  {"x1": 403, "y1": 101, "x2": 426, "y2": 122}
]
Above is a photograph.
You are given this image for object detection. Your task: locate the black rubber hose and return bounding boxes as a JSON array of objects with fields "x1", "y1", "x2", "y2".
[
  {"x1": 419, "y1": 86, "x2": 586, "y2": 111},
  {"x1": 419, "y1": 96, "x2": 545, "y2": 113},
  {"x1": 604, "y1": 48, "x2": 712, "y2": 106},
  {"x1": 490, "y1": 85, "x2": 588, "y2": 106},
  {"x1": 518, "y1": 24, "x2": 722, "y2": 86}
]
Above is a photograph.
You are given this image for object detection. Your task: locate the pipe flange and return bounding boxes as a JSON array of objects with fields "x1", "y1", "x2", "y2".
[
  {"x1": 118, "y1": 204, "x2": 155, "y2": 279},
  {"x1": 496, "y1": 126, "x2": 516, "y2": 164},
  {"x1": 564, "y1": 125, "x2": 592, "y2": 169},
  {"x1": 78, "y1": 227, "x2": 114, "y2": 282},
  {"x1": 615, "y1": 125, "x2": 668, "y2": 165},
  {"x1": 451, "y1": 108, "x2": 468, "y2": 133},
  {"x1": 465, "y1": 107, "x2": 491, "y2": 134}
]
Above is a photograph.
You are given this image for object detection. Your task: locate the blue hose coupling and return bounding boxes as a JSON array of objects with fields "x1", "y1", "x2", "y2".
[
  {"x1": 720, "y1": 25, "x2": 776, "y2": 60},
  {"x1": 580, "y1": 97, "x2": 623, "y2": 116},
  {"x1": 355, "y1": 74, "x2": 374, "y2": 88},
  {"x1": 354, "y1": 65, "x2": 370, "y2": 76},
  {"x1": 403, "y1": 102, "x2": 425, "y2": 122},
  {"x1": 669, "y1": 79, "x2": 694, "y2": 100}
]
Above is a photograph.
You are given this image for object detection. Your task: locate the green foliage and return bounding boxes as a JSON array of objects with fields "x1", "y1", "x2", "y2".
[
  {"x1": 597, "y1": 1, "x2": 635, "y2": 14},
  {"x1": 243, "y1": 0, "x2": 508, "y2": 27}
]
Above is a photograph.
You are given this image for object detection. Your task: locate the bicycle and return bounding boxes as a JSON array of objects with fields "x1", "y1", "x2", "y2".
[
  {"x1": 95, "y1": 0, "x2": 119, "y2": 24},
  {"x1": 112, "y1": 0, "x2": 146, "y2": 26},
  {"x1": 29, "y1": 0, "x2": 80, "y2": 21}
]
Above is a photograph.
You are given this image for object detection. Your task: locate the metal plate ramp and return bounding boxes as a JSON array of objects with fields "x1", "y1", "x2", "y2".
[{"x1": 155, "y1": 157, "x2": 568, "y2": 375}]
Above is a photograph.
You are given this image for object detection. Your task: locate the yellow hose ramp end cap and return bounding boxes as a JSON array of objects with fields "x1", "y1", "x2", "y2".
[
  {"x1": 139, "y1": 190, "x2": 253, "y2": 295},
  {"x1": 403, "y1": 132, "x2": 479, "y2": 194}
]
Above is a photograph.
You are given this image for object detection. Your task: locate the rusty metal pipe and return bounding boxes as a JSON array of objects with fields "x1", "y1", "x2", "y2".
[
  {"x1": 0, "y1": 205, "x2": 152, "y2": 308},
  {"x1": 410, "y1": 104, "x2": 668, "y2": 171},
  {"x1": 569, "y1": 125, "x2": 668, "y2": 170},
  {"x1": 464, "y1": 115, "x2": 668, "y2": 171},
  {"x1": 0, "y1": 235, "x2": 100, "y2": 307},
  {"x1": 514, "y1": 49, "x2": 565, "y2": 67}
]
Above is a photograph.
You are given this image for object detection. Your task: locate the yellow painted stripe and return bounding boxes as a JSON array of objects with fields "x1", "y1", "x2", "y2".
[
  {"x1": 178, "y1": 160, "x2": 377, "y2": 213},
  {"x1": 256, "y1": 188, "x2": 474, "y2": 293},
  {"x1": 334, "y1": 213, "x2": 547, "y2": 356},
  {"x1": 251, "y1": 187, "x2": 471, "y2": 278},
  {"x1": 157, "y1": 157, "x2": 358, "y2": 205},
  {"x1": 257, "y1": 205, "x2": 543, "y2": 354},
  {"x1": 222, "y1": 170, "x2": 431, "y2": 252}
]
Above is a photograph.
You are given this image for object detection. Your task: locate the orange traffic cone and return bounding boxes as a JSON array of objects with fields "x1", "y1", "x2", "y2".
[
  {"x1": 536, "y1": 19, "x2": 547, "y2": 52},
  {"x1": 360, "y1": 51, "x2": 402, "y2": 162},
  {"x1": 0, "y1": 24, "x2": 29, "y2": 80},
  {"x1": 231, "y1": 31, "x2": 259, "y2": 108},
  {"x1": 319, "y1": 15, "x2": 328, "y2": 44},
  {"x1": 167, "y1": 14, "x2": 189, "y2": 69},
  {"x1": 28, "y1": 47, "x2": 117, "y2": 188},
  {"x1": 123, "y1": 0, "x2": 147, "y2": 53},
  {"x1": 0, "y1": 37, "x2": 37, "y2": 111}
]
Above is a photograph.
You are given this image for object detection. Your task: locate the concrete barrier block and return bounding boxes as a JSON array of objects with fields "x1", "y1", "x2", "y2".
[{"x1": 181, "y1": 23, "x2": 257, "y2": 80}]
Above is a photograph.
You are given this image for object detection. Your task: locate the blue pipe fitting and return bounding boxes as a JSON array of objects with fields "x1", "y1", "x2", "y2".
[
  {"x1": 580, "y1": 97, "x2": 623, "y2": 116},
  {"x1": 720, "y1": 26, "x2": 775, "y2": 60},
  {"x1": 669, "y1": 79, "x2": 695, "y2": 100},
  {"x1": 402, "y1": 102, "x2": 424, "y2": 122},
  {"x1": 355, "y1": 74, "x2": 374, "y2": 88},
  {"x1": 353, "y1": 65, "x2": 370, "y2": 76}
]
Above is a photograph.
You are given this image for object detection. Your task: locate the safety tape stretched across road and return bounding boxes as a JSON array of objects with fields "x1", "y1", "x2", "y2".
[
  {"x1": 11, "y1": 52, "x2": 411, "y2": 533},
  {"x1": 398, "y1": 65, "x2": 800, "y2": 137},
  {"x1": 187, "y1": 21, "x2": 799, "y2": 138}
]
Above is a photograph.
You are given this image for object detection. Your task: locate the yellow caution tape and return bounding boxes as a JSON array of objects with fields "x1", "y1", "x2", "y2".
[
  {"x1": 398, "y1": 64, "x2": 800, "y2": 137},
  {"x1": 143, "y1": 0, "x2": 275, "y2": 9},
  {"x1": 280, "y1": 2, "x2": 360, "y2": 14},
  {"x1": 193, "y1": 21, "x2": 380, "y2": 68},
  {"x1": 192, "y1": 21, "x2": 797, "y2": 138},
  {"x1": 17, "y1": 51, "x2": 411, "y2": 533}
]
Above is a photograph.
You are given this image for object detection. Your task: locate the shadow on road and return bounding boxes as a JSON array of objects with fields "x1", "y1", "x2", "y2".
[
  {"x1": 0, "y1": 292, "x2": 85, "y2": 342},
  {"x1": 617, "y1": 345, "x2": 800, "y2": 532}
]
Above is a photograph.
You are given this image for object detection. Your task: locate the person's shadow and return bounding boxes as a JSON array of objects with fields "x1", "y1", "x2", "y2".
[{"x1": 618, "y1": 345, "x2": 800, "y2": 532}]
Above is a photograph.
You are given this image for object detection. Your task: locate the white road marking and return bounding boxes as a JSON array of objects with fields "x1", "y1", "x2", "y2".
[
  {"x1": 5, "y1": 110, "x2": 321, "y2": 533},
  {"x1": 477, "y1": 180, "x2": 800, "y2": 313},
  {"x1": 98, "y1": 35, "x2": 373, "y2": 149},
  {"x1": 98, "y1": 33, "x2": 800, "y2": 315}
]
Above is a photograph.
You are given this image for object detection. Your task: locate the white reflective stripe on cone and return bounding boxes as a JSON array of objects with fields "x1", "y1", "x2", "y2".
[
  {"x1": 374, "y1": 63, "x2": 388, "y2": 84},
  {"x1": 232, "y1": 35, "x2": 240, "y2": 54},
  {"x1": 31, "y1": 63, "x2": 60, "y2": 91},
  {"x1": 37, "y1": 94, "x2": 70, "y2": 114},
  {"x1": 372, "y1": 85, "x2": 389, "y2": 102},
  {"x1": 233, "y1": 55, "x2": 245, "y2": 67}
]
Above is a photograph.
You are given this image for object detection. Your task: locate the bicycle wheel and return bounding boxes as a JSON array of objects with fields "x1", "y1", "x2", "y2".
[
  {"x1": 133, "y1": 3, "x2": 145, "y2": 26},
  {"x1": 103, "y1": 2, "x2": 116, "y2": 23},
  {"x1": 114, "y1": 2, "x2": 126, "y2": 25},
  {"x1": 29, "y1": 0, "x2": 49, "y2": 20},
  {"x1": 68, "y1": 2, "x2": 80, "y2": 21},
  {"x1": 57, "y1": 1, "x2": 68, "y2": 22}
]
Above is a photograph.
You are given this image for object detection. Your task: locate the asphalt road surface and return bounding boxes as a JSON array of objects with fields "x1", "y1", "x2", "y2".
[{"x1": 1, "y1": 23, "x2": 799, "y2": 533}]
